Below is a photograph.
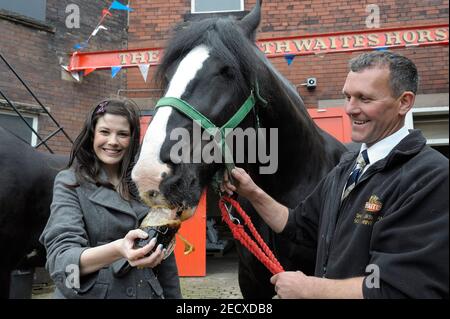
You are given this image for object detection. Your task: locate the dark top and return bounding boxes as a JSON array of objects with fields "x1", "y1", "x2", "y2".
[
  {"x1": 40, "y1": 169, "x2": 182, "y2": 299},
  {"x1": 281, "y1": 130, "x2": 449, "y2": 298}
]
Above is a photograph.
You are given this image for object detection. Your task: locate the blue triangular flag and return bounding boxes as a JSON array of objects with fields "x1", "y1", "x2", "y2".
[
  {"x1": 73, "y1": 42, "x2": 88, "y2": 50},
  {"x1": 111, "y1": 66, "x2": 122, "y2": 78},
  {"x1": 284, "y1": 54, "x2": 296, "y2": 66},
  {"x1": 375, "y1": 46, "x2": 388, "y2": 51},
  {"x1": 110, "y1": 1, "x2": 134, "y2": 11}
]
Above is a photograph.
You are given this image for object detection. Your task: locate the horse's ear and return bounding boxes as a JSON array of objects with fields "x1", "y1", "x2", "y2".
[{"x1": 239, "y1": 0, "x2": 262, "y2": 41}]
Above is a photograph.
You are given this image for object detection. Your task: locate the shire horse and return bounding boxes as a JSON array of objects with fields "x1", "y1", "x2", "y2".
[
  {"x1": 132, "y1": 1, "x2": 346, "y2": 298},
  {"x1": 0, "y1": 125, "x2": 67, "y2": 298}
]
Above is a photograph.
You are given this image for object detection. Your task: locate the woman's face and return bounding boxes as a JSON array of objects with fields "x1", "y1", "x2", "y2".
[{"x1": 93, "y1": 114, "x2": 131, "y2": 172}]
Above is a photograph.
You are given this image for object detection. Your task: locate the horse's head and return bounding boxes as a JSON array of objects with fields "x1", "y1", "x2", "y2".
[{"x1": 132, "y1": 1, "x2": 265, "y2": 218}]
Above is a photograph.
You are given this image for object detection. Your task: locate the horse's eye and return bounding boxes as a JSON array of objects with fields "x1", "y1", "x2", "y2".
[{"x1": 219, "y1": 66, "x2": 234, "y2": 79}]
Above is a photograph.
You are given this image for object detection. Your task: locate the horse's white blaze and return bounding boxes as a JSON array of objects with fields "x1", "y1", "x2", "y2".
[{"x1": 132, "y1": 45, "x2": 210, "y2": 194}]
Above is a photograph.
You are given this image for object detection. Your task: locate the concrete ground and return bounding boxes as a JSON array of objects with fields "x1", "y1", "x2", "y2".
[
  {"x1": 179, "y1": 249, "x2": 242, "y2": 299},
  {"x1": 31, "y1": 248, "x2": 242, "y2": 299}
]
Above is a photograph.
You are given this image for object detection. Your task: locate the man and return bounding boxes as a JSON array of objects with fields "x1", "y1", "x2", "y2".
[{"x1": 223, "y1": 51, "x2": 449, "y2": 299}]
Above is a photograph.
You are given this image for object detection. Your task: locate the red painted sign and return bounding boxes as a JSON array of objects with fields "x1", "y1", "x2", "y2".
[
  {"x1": 68, "y1": 24, "x2": 448, "y2": 72},
  {"x1": 69, "y1": 48, "x2": 163, "y2": 71},
  {"x1": 259, "y1": 24, "x2": 448, "y2": 57}
]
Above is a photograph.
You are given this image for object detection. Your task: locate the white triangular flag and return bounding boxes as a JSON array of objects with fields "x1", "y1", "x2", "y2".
[
  {"x1": 71, "y1": 71, "x2": 81, "y2": 82},
  {"x1": 91, "y1": 25, "x2": 108, "y2": 37},
  {"x1": 138, "y1": 64, "x2": 150, "y2": 82},
  {"x1": 61, "y1": 65, "x2": 81, "y2": 82}
]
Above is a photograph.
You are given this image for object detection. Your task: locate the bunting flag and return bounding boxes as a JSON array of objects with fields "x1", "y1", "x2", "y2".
[
  {"x1": 84, "y1": 68, "x2": 96, "y2": 76},
  {"x1": 138, "y1": 64, "x2": 150, "y2": 82},
  {"x1": 110, "y1": 1, "x2": 134, "y2": 11},
  {"x1": 61, "y1": 65, "x2": 81, "y2": 82},
  {"x1": 72, "y1": 1, "x2": 134, "y2": 52},
  {"x1": 91, "y1": 25, "x2": 108, "y2": 37},
  {"x1": 102, "y1": 8, "x2": 112, "y2": 17},
  {"x1": 111, "y1": 66, "x2": 122, "y2": 78},
  {"x1": 405, "y1": 43, "x2": 420, "y2": 47},
  {"x1": 375, "y1": 46, "x2": 388, "y2": 51},
  {"x1": 314, "y1": 52, "x2": 326, "y2": 58},
  {"x1": 71, "y1": 71, "x2": 81, "y2": 82},
  {"x1": 73, "y1": 41, "x2": 88, "y2": 50},
  {"x1": 284, "y1": 54, "x2": 296, "y2": 66}
]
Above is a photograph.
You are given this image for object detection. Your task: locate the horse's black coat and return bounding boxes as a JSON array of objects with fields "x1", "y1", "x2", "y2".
[
  {"x1": 0, "y1": 126, "x2": 67, "y2": 298},
  {"x1": 149, "y1": 1, "x2": 347, "y2": 298}
]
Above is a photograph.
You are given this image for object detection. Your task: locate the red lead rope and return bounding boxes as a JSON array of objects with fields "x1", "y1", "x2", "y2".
[{"x1": 219, "y1": 196, "x2": 284, "y2": 275}]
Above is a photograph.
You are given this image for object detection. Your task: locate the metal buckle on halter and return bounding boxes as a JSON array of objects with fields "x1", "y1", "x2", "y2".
[{"x1": 224, "y1": 202, "x2": 240, "y2": 225}]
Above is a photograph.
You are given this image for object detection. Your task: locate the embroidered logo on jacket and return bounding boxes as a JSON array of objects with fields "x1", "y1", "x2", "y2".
[
  {"x1": 364, "y1": 195, "x2": 383, "y2": 213},
  {"x1": 354, "y1": 195, "x2": 383, "y2": 225}
]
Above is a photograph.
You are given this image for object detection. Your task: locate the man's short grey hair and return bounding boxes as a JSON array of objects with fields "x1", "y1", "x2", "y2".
[{"x1": 349, "y1": 51, "x2": 418, "y2": 97}]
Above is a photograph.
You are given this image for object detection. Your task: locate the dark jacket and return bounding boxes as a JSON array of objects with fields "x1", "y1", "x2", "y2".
[
  {"x1": 39, "y1": 169, "x2": 182, "y2": 299},
  {"x1": 281, "y1": 130, "x2": 449, "y2": 298}
]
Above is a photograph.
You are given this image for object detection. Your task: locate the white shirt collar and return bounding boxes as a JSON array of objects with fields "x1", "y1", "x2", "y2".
[{"x1": 359, "y1": 126, "x2": 410, "y2": 166}]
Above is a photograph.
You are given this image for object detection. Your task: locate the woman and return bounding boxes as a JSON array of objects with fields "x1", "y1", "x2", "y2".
[{"x1": 40, "y1": 97, "x2": 182, "y2": 299}]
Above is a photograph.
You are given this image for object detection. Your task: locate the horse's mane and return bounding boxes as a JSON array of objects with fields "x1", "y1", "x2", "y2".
[
  {"x1": 158, "y1": 16, "x2": 319, "y2": 129},
  {"x1": 158, "y1": 18, "x2": 263, "y2": 94}
]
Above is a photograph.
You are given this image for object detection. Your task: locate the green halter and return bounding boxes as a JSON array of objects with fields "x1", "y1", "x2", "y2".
[
  {"x1": 154, "y1": 83, "x2": 267, "y2": 193},
  {"x1": 155, "y1": 84, "x2": 267, "y2": 174}
]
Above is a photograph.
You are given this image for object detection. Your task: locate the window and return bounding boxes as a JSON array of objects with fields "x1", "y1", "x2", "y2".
[
  {"x1": 406, "y1": 106, "x2": 449, "y2": 158},
  {"x1": 0, "y1": 112, "x2": 38, "y2": 146},
  {"x1": 0, "y1": 0, "x2": 46, "y2": 22},
  {"x1": 406, "y1": 106, "x2": 449, "y2": 145},
  {"x1": 191, "y1": 0, "x2": 244, "y2": 14}
]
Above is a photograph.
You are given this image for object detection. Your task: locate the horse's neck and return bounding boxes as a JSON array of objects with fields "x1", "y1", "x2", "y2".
[{"x1": 249, "y1": 90, "x2": 330, "y2": 204}]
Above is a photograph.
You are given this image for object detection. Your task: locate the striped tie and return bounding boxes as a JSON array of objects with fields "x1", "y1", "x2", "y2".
[{"x1": 342, "y1": 150, "x2": 369, "y2": 200}]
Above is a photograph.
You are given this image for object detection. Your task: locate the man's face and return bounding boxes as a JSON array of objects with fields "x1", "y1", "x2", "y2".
[{"x1": 342, "y1": 67, "x2": 405, "y2": 147}]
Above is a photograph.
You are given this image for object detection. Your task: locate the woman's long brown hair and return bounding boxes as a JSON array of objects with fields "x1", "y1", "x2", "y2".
[{"x1": 68, "y1": 97, "x2": 141, "y2": 200}]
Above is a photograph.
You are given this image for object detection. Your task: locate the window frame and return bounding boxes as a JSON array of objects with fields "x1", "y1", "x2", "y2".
[
  {"x1": 0, "y1": 0, "x2": 46, "y2": 22},
  {"x1": 405, "y1": 106, "x2": 449, "y2": 146},
  {"x1": 0, "y1": 111, "x2": 39, "y2": 146},
  {"x1": 191, "y1": 0, "x2": 244, "y2": 14}
]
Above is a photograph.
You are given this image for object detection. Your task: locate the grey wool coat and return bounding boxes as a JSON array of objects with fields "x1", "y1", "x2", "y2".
[{"x1": 39, "y1": 169, "x2": 182, "y2": 299}]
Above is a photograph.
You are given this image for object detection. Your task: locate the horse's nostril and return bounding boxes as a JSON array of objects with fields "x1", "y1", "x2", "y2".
[{"x1": 161, "y1": 172, "x2": 167, "y2": 179}]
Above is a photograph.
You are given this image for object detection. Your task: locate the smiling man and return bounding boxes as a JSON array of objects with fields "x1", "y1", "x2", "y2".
[
  {"x1": 223, "y1": 51, "x2": 449, "y2": 299},
  {"x1": 343, "y1": 58, "x2": 415, "y2": 147}
]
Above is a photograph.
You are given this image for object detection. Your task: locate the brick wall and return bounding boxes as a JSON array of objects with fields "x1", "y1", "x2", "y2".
[
  {"x1": 1, "y1": 1, "x2": 447, "y2": 153},
  {"x1": 127, "y1": 0, "x2": 449, "y2": 108},
  {"x1": 0, "y1": 0, "x2": 129, "y2": 154},
  {"x1": 260, "y1": 0, "x2": 449, "y2": 107}
]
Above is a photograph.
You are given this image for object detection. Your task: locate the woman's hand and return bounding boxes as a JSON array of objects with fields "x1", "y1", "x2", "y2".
[{"x1": 119, "y1": 229, "x2": 166, "y2": 268}]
